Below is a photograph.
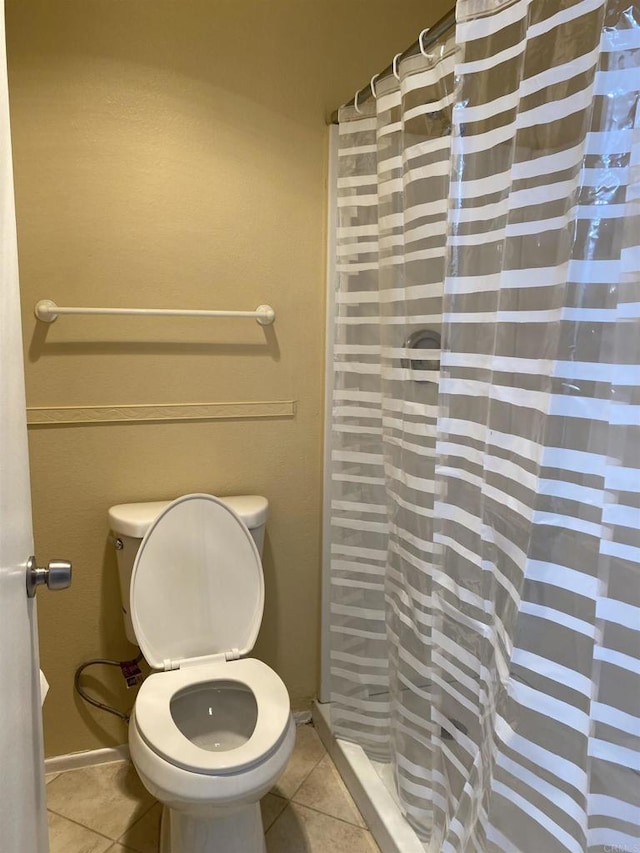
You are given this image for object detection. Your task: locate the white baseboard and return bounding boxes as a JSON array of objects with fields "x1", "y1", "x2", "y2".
[{"x1": 45, "y1": 744, "x2": 130, "y2": 775}]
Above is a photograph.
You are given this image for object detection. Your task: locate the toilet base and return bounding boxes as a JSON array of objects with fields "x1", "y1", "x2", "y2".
[{"x1": 159, "y1": 801, "x2": 267, "y2": 853}]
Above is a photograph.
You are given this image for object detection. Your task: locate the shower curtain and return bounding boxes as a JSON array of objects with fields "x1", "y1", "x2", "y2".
[{"x1": 329, "y1": 0, "x2": 640, "y2": 851}]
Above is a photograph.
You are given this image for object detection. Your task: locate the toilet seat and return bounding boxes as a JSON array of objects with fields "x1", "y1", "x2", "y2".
[
  {"x1": 130, "y1": 493, "x2": 265, "y2": 670},
  {"x1": 130, "y1": 495, "x2": 290, "y2": 778},
  {"x1": 134, "y1": 657, "x2": 290, "y2": 775}
]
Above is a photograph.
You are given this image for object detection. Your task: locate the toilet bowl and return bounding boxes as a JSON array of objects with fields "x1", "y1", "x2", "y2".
[{"x1": 110, "y1": 493, "x2": 295, "y2": 853}]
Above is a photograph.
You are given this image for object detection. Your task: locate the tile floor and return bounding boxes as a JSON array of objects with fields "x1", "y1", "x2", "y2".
[{"x1": 46, "y1": 723, "x2": 380, "y2": 853}]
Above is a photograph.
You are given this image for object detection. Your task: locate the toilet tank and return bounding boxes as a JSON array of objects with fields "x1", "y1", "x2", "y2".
[{"x1": 108, "y1": 495, "x2": 269, "y2": 646}]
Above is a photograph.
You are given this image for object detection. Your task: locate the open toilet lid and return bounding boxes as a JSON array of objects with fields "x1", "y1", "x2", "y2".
[{"x1": 130, "y1": 494, "x2": 264, "y2": 670}]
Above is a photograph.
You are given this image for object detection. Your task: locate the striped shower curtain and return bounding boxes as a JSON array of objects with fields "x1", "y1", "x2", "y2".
[{"x1": 330, "y1": 0, "x2": 640, "y2": 851}]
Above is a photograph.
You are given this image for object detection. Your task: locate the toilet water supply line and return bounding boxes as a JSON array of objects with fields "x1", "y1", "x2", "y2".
[{"x1": 74, "y1": 652, "x2": 144, "y2": 722}]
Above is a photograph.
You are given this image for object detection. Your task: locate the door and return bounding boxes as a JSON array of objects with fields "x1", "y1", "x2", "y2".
[{"x1": 0, "y1": 4, "x2": 49, "y2": 851}]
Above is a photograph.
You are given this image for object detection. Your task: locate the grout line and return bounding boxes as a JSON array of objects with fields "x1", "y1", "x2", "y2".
[
  {"x1": 262, "y1": 793, "x2": 289, "y2": 833},
  {"x1": 47, "y1": 760, "x2": 158, "y2": 848},
  {"x1": 50, "y1": 726, "x2": 357, "y2": 849},
  {"x1": 47, "y1": 808, "x2": 116, "y2": 843},
  {"x1": 115, "y1": 799, "x2": 160, "y2": 845},
  {"x1": 279, "y1": 732, "x2": 371, "y2": 831},
  {"x1": 329, "y1": 754, "x2": 368, "y2": 822},
  {"x1": 264, "y1": 801, "x2": 292, "y2": 841},
  {"x1": 312, "y1": 702, "x2": 420, "y2": 853},
  {"x1": 289, "y1": 799, "x2": 372, "y2": 830},
  {"x1": 285, "y1": 743, "x2": 326, "y2": 801},
  {"x1": 267, "y1": 799, "x2": 377, "y2": 841},
  {"x1": 47, "y1": 794, "x2": 157, "y2": 848},
  {"x1": 291, "y1": 763, "x2": 368, "y2": 829},
  {"x1": 268, "y1": 792, "x2": 288, "y2": 803},
  {"x1": 287, "y1": 756, "x2": 325, "y2": 800}
]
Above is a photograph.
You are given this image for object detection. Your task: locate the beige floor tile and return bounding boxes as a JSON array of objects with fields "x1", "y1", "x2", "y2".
[
  {"x1": 45, "y1": 772, "x2": 61, "y2": 785},
  {"x1": 48, "y1": 811, "x2": 112, "y2": 853},
  {"x1": 266, "y1": 803, "x2": 380, "y2": 853},
  {"x1": 47, "y1": 761, "x2": 156, "y2": 840},
  {"x1": 293, "y1": 754, "x2": 366, "y2": 827},
  {"x1": 118, "y1": 801, "x2": 162, "y2": 852},
  {"x1": 272, "y1": 724, "x2": 326, "y2": 799},
  {"x1": 261, "y1": 792, "x2": 288, "y2": 831}
]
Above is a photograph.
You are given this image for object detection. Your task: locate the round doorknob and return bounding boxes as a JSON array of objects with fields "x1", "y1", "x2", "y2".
[
  {"x1": 26, "y1": 556, "x2": 72, "y2": 598},
  {"x1": 46, "y1": 560, "x2": 73, "y2": 591}
]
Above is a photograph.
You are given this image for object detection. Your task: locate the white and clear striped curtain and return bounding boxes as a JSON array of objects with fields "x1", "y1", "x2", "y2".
[
  {"x1": 331, "y1": 30, "x2": 457, "y2": 841},
  {"x1": 329, "y1": 0, "x2": 640, "y2": 850}
]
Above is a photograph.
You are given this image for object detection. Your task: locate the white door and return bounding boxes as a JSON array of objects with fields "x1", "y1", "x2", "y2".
[{"x1": 0, "y1": 5, "x2": 49, "y2": 851}]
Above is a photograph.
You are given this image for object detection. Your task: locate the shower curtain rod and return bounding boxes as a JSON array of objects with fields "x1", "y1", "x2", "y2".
[{"x1": 329, "y1": 6, "x2": 456, "y2": 125}]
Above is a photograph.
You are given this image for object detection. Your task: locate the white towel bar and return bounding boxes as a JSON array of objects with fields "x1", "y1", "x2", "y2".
[{"x1": 34, "y1": 300, "x2": 276, "y2": 326}]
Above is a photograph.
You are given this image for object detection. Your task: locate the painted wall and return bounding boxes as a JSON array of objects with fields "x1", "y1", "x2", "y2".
[{"x1": 6, "y1": 0, "x2": 451, "y2": 757}]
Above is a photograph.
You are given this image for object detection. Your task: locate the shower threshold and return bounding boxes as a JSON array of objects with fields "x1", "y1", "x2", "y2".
[{"x1": 312, "y1": 701, "x2": 428, "y2": 853}]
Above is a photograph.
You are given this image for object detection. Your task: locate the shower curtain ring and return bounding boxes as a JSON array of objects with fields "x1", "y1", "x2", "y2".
[
  {"x1": 353, "y1": 86, "x2": 364, "y2": 114},
  {"x1": 392, "y1": 53, "x2": 402, "y2": 80},
  {"x1": 419, "y1": 28, "x2": 430, "y2": 57},
  {"x1": 370, "y1": 73, "x2": 380, "y2": 99}
]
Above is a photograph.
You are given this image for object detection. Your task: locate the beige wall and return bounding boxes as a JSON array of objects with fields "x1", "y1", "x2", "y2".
[{"x1": 6, "y1": 0, "x2": 451, "y2": 758}]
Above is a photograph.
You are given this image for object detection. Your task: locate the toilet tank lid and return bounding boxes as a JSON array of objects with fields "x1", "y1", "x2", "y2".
[{"x1": 108, "y1": 495, "x2": 268, "y2": 538}]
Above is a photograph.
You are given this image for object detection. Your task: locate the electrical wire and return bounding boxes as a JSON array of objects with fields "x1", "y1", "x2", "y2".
[{"x1": 74, "y1": 652, "x2": 144, "y2": 722}]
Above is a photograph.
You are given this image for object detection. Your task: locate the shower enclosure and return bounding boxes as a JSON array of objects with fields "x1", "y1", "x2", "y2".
[{"x1": 319, "y1": 1, "x2": 640, "y2": 851}]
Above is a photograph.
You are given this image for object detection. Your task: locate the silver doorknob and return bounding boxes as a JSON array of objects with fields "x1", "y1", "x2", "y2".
[{"x1": 26, "y1": 556, "x2": 72, "y2": 598}]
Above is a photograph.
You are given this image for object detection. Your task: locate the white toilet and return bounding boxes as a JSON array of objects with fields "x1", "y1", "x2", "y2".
[{"x1": 108, "y1": 493, "x2": 295, "y2": 853}]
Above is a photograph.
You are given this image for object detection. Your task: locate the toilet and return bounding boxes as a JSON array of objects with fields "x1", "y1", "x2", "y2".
[{"x1": 108, "y1": 493, "x2": 295, "y2": 853}]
